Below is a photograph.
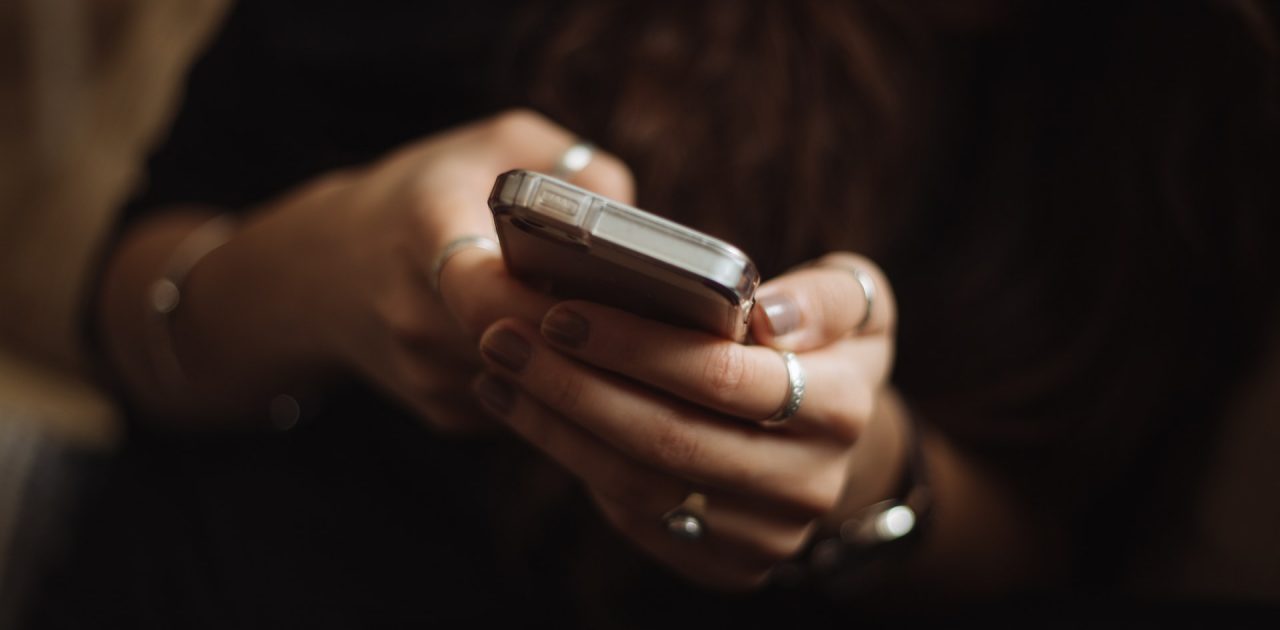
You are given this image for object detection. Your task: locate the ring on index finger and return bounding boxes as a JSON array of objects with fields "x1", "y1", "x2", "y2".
[{"x1": 550, "y1": 141, "x2": 594, "y2": 181}]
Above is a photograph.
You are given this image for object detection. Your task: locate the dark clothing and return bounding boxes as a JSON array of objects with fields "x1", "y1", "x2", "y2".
[{"x1": 28, "y1": 1, "x2": 1280, "y2": 627}]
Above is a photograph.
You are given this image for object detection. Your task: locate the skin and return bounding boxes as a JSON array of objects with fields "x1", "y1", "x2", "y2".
[
  {"x1": 99, "y1": 109, "x2": 632, "y2": 429},
  {"x1": 98, "y1": 109, "x2": 1057, "y2": 595},
  {"x1": 473, "y1": 255, "x2": 901, "y2": 588}
]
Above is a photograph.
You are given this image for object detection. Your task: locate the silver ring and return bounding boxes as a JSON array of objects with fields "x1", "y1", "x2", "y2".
[
  {"x1": 662, "y1": 492, "x2": 707, "y2": 541},
  {"x1": 550, "y1": 141, "x2": 594, "y2": 180},
  {"x1": 430, "y1": 235, "x2": 499, "y2": 293},
  {"x1": 811, "y1": 261, "x2": 877, "y2": 333},
  {"x1": 763, "y1": 350, "x2": 805, "y2": 426},
  {"x1": 850, "y1": 267, "x2": 876, "y2": 333}
]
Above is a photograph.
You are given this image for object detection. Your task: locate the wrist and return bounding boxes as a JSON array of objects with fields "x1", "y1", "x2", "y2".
[
  {"x1": 772, "y1": 387, "x2": 933, "y2": 591},
  {"x1": 825, "y1": 387, "x2": 916, "y2": 530},
  {"x1": 146, "y1": 214, "x2": 237, "y2": 395},
  {"x1": 173, "y1": 208, "x2": 343, "y2": 401},
  {"x1": 812, "y1": 403, "x2": 931, "y2": 568},
  {"x1": 100, "y1": 206, "x2": 337, "y2": 426}
]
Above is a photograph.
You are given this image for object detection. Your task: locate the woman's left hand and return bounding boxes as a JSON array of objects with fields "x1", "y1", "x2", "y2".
[{"x1": 473, "y1": 252, "x2": 900, "y2": 589}]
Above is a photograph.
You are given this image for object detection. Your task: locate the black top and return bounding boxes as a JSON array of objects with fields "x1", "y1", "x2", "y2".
[{"x1": 29, "y1": 1, "x2": 1280, "y2": 628}]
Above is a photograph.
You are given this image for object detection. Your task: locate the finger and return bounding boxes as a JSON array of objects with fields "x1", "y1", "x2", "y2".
[
  {"x1": 473, "y1": 372, "x2": 688, "y2": 512},
  {"x1": 402, "y1": 109, "x2": 636, "y2": 280},
  {"x1": 592, "y1": 490, "x2": 818, "y2": 576},
  {"x1": 477, "y1": 320, "x2": 850, "y2": 516},
  {"x1": 471, "y1": 373, "x2": 817, "y2": 583},
  {"x1": 592, "y1": 492, "x2": 816, "y2": 591},
  {"x1": 462, "y1": 109, "x2": 635, "y2": 204},
  {"x1": 394, "y1": 109, "x2": 635, "y2": 264},
  {"x1": 376, "y1": 350, "x2": 498, "y2": 433},
  {"x1": 439, "y1": 251, "x2": 559, "y2": 336},
  {"x1": 594, "y1": 497, "x2": 771, "y2": 590},
  {"x1": 540, "y1": 301, "x2": 887, "y2": 436},
  {"x1": 750, "y1": 253, "x2": 897, "y2": 352},
  {"x1": 433, "y1": 109, "x2": 635, "y2": 332}
]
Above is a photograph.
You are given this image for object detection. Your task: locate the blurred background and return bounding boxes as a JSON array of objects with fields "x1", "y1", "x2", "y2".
[
  {"x1": 0, "y1": 1, "x2": 227, "y2": 626},
  {"x1": 2, "y1": 1, "x2": 1279, "y2": 627}
]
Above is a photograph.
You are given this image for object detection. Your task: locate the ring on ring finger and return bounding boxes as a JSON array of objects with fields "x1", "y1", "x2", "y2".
[
  {"x1": 430, "y1": 235, "x2": 499, "y2": 293},
  {"x1": 662, "y1": 491, "x2": 708, "y2": 541}
]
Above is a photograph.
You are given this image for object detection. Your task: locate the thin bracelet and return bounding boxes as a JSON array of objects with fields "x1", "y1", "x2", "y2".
[{"x1": 146, "y1": 214, "x2": 237, "y2": 395}]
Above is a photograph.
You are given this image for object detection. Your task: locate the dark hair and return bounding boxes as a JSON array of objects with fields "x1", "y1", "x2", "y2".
[{"x1": 500, "y1": 0, "x2": 1279, "y2": 592}]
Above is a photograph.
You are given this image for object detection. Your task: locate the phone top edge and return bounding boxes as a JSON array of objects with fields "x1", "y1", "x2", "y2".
[{"x1": 489, "y1": 169, "x2": 759, "y2": 302}]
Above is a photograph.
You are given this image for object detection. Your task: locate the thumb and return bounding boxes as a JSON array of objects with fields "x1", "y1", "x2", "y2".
[{"x1": 749, "y1": 253, "x2": 894, "y2": 352}]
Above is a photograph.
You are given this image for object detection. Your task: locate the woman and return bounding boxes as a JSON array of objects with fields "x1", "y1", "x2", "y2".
[{"x1": 36, "y1": 1, "x2": 1280, "y2": 626}]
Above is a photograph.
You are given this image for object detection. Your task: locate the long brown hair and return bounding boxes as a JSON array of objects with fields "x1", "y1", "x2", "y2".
[
  {"x1": 497, "y1": 0, "x2": 1279, "y2": 594},
  {"x1": 506, "y1": 1, "x2": 949, "y2": 274}
]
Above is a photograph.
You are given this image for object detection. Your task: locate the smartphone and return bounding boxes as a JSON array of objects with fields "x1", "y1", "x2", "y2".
[{"x1": 488, "y1": 169, "x2": 759, "y2": 341}]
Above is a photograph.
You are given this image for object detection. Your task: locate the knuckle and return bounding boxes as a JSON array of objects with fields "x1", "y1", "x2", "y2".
[
  {"x1": 547, "y1": 371, "x2": 588, "y2": 414},
  {"x1": 597, "y1": 470, "x2": 664, "y2": 512},
  {"x1": 386, "y1": 307, "x2": 430, "y2": 346},
  {"x1": 453, "y1": 300, "x2": 492, "y2": 337},
  {"x1": 830, "y1": 383, "x2": 874, "y2": 443},
  {"x1": 828, "y1": 414, "x2": 863, "y2": 445},
  {"x1": 702, "y1": 343, "x2": 749, "y2": 403},
  {"x1": 452, "y1": 282, "x2": 510, "y2": 337},
  {"x1": 486, "y1": 108, "x2": 545, "y2": 142},
  {"x1": 821, "y1": 252, "x2": 877, "y2": 276},
  {"x1": 519, "y1": 406, "x2": 559, "y2": 453},
  {"x1": 790, "y1": 469, "x2": 846, "y2": 518},
  {"x1": 376, "y1": 293, "x2": 436, "y2": 346},
  {"x1": 588, "y1": 153, "x2": 636, "y2": 199},
  {"x1": 850, "y1": 384, "x2": 876, "y2": 426},
  {"x1": 813, "y1": 279, "x2": 849, "y2": 333},
  {"x1": 394, "y1": 357, "x2": 436, "y2": 396},
  {"x1": 756, "y1": 527, "x2": 813, "y2": 564},
  {"x1": 649, "y1": 412, "x2": 702, "y2": 472},
  {"x1": 402, "y1": 165, "x2": 443, "y2": 211},
  {"x1": 815, "y1": 252, "x2": 896, "y2": 332}
]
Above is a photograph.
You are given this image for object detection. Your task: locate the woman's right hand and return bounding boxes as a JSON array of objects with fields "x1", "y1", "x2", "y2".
[{"x1": 103, "y1": 109, "x2": 634, "y2": 430}]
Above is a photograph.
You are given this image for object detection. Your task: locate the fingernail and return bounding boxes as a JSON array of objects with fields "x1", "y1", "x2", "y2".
[
  {"x1": 542, "y1": 307, "x2": 589, "y2": 348},
  {"x1": 474, "y1": 374, "x2": 515, "y2": 416},
  {"x1": 758, "y1": 292, "x2": 800, "y2": 337},
  {"x1": 481, "y1": 329, "x2": 531, "y2": 373}
]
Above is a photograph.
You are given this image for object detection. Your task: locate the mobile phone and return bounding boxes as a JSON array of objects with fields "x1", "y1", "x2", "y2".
[{"x1": 488, "y1": 169, "x2": 759, "y2": 341}]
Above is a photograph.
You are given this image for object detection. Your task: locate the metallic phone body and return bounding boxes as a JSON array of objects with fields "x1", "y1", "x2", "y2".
[{"x1": 488, "y1": 169, "x2": 759, "y2": 340}]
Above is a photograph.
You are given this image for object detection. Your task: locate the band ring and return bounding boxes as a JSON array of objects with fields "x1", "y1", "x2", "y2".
[
  {"x1": 810, "y1": 261, "x2": 877, "y2": 333},
  {"x1": 662, "y1": 492, "x2": 708, "y2": 541},
  {"x1": 763, "y1": 350, "x2": 806, "y2": 426},
  {"x1": 850, "y1": 267, "x2": 877, "y2": 333},
  {"x1": 430, "y1": 235, "x2": 499, "y2": 293},
  {"x1": 550, "y1": 141, "x2": 594, "y2": 181}
]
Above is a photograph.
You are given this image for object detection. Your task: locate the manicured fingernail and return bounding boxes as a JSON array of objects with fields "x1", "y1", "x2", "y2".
[
  {"x1": 481, "y1": 329, "x2": 531, "y2": 373},
  {"x1": 474, "y1": 374, "x2": 515, "y2": 416},
  {"x1": 758, "y1": 292, "x2": 800, "y2": 337},
  {"x1": 542, "y1": 307, "x2": 589, "y2": 348}
]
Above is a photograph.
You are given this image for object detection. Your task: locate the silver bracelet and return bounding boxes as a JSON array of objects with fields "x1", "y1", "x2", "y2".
[{"x1": 146, "y1": 214, "x2": 237, "y2": 394}]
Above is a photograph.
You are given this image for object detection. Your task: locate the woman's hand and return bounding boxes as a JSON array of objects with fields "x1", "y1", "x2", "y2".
[
  {"x1": 101, "y1": 109, "x2": 633, "y2": 430},
  {"x1": 472, "y1": 252, "x2": 904, "y2": 588}
]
